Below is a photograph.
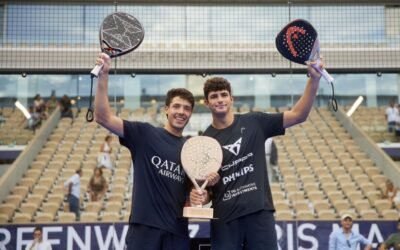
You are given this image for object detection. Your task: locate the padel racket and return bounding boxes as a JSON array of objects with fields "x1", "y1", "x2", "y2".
[
  {"x1": 87, "y1": 12, "x2": 144, "y2": 122},
  {"x1": 181, "y1": 136, "x2": 223, "y2": 191},
  {"x1": 90, "y1": 12, "x2": 145, "y2": 77},
  {"x1": 276, "y1": 19, "x2": 337, "y2": 110}
]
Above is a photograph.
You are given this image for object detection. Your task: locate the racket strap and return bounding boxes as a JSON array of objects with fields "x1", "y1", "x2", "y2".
[
  {"x1": 330, "y1": 82, "x2": 338, "y2": 112},
  {"x1": 86, "y1": 77, "x2": 95, "y2": 122}
]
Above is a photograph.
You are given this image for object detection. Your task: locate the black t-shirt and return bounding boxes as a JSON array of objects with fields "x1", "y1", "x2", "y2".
[
  {"x1": 119, "y1": 120, "x2": 189, "y2": 237},
  {"x1": 203, "y1": 112, "x2": 285, "y2": 223}
]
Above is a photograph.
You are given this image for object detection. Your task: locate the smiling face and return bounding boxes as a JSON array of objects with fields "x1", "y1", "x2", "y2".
[
  {"x1": 164, "y1": 96, "x2": 193, "y2": 136},
  {"x1": 203, "y1": 77, "x2": 234, "y2": 118},
  {"x1": 205, "y1": 89, "x2": 234, "y2": 116}
]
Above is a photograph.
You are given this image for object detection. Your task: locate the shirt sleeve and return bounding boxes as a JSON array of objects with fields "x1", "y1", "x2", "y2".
[
  {"x1": 119, "y1": 120, "x2": 149, "y2": 154},
  {"x1": 25, "y1": 242, "x2": 32, "y2": 250},
  {"x1": 358, "y1": 233, "x2": 372, "y2": 245},
  {"x1": 46, "y1": 242, "x2": 53, "y2": 250},
  {"x1": 63, "y1": 177, "x2": 72, "y2": 187},
  {"x1": 328, "y1": 231, "x2": 337, "y2": 250}
]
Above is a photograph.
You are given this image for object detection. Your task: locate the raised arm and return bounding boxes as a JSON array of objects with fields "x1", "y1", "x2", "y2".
[
  {"x1": 283, "y1": 62, "x2": 321, "y2": 128},
  {"x1": 94, "y1": 53, "x2": 124, "y2": 137}
]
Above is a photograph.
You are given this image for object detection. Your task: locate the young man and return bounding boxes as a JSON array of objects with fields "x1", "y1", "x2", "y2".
[
  {"x1": 63, "y1": 169, "x2": 82, "y2": 221},
  {"x1": 191, "y1": 62, "x2": 325, "y2": 250},
  {"x1": 379, "y1": 218, "x2": 400, "y2": 250},
  {"x1": 25, "y1": 227, "x2": 52, "y2": 250},
  {"x1": 329, "y1": 214, "x2": 372, "y2": 250},
  {"x1": 94, "y1": 53, "x2": 219, "y2": 250}
]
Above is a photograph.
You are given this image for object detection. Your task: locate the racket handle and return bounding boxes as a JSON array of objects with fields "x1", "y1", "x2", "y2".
[
  {"x1": 90, "y1": 64, "x2": 103, "y2": 78},
  {"x1": 319, "y1": 68, "x2": 334, "y2": 83},
  {"x1": 200, "y1": 180, "x2": 209, "y2": 190},
  {"x1": 312, "y1": 63, "x2": 334, "y2": 83}
]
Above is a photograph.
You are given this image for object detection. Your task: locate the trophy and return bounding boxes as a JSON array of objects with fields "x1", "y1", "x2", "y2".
[{"x1": 181, "y1": 136, "x2": 223, "y2": 219}]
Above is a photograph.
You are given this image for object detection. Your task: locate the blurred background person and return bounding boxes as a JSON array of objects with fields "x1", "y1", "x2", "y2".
[
  {"x1": 87, "y1": 167, "x2": 108, "y2": 202},
  {"x1": 64, "y1": 169, "x2": 82, "y2": 221},
  {"x1": 25, "y1": 227, "x2": 52, "y2": 250},
  {"x1": 329, "y1": 213, "x2": 372, "y2": 250},
  {"x1": 59, "y1": 94, "x2": 73, "y2": 119},
  {"x1": 379, "y1": 218, "x2": 400, "y2": 250},
  {"x1": 382, "y1": 180, "x2": 400, "y2": 208},
  {"x1": 385, "y1": 100, "x2": 398, "y2": 133},
  {"x1": 97, "y1": 135, "x2": 113, "y2": 170}
]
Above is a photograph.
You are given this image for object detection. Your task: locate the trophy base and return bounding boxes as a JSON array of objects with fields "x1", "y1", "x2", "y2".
[{"x1": 183, "y1": 207, "x2": 213, "y2": 219}]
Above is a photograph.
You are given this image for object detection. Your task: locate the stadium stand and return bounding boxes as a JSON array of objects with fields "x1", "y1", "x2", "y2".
[{"x1": 0, "y1": 104, "x2": 399, "y2": 225}]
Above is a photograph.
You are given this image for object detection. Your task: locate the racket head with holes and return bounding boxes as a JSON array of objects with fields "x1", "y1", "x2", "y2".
[
  {"x1": 275, "y1": 19, "x2": 318, "y2": 65},
  {"x1": 99, "y1": 12, "x2": 145, "y2": 58},
  {"x1": 181, "y1": 136, "x2": 223, "y2": 182}
]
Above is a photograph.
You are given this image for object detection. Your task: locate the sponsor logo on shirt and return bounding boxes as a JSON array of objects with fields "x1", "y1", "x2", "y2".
[
  {"x1": 221, "y1": 152, "x2": 253, "y2": 172},
  {"x1": 222, "y1": 164, "x2": 254, "y2": 185},
  {"x1": 151, "y1": 155, "x2": 186, "y2": 183},
  {"x1": 222, "y1": 137, "x2": 242, "y2": 156},
  {"x1": 222, "y1": 182, "x2": 257, "y2": 201}
]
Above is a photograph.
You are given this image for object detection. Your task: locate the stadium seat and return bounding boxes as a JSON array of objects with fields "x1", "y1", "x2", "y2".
[
  {"x1": 381, "y1": 209, "x2": 399, "y2": 220},
  {"x1": 12, "y1": 213, "x2": 32, "y2": 223},
  {"x1": 275, "y1": 210, "x2": 294, "y2": 220},
  {"x1": 0, "y1": 204, "x2": 16, "y2": 221},
  {"x1": 296, "y1": 210, "x2": 315, "y2": 220},
  {"x1": 359, "y1": 209, "x2": 380, "y2": 219},
  {"x1": 317, "y1": 210, "x2": 337, "y2": 220},
  {"x1": 40, "y1": 202, "x2": 60, "y2": 217},
  {"x1": 80, "y1": 212, "x2": 98, "y2": 222},
  {"x1": 57, "y1": 212, "x2": 76, "y2": 222},
  {"x1": 12, "y1": 186, "x2": 29, "y2": 199},
  {"x1": 101, "y1": 212, "x2": 120, "y2": 222},
  {"x1": 85, "y1": 202, "x2": 102, "y2": 214},
  {"x1": 35, "y1": 212, "x2": 54, "y2": 223},
  {"x1": 373, "y1": 199, "x2": 393, "y2": 214},
  {"x1": 4, "y1": 195, "x2": 24, "y2": 208},
  {"x1": 19, "y1": 203, "x2": 39, "y2": 218}
]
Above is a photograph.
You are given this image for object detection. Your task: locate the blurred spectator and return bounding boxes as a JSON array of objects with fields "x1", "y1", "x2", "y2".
[
  {"x1": 87, "y1": 167, "x2": 108, "y2": 202},
  {"x1": 379, "y1": 218, "x2": 400, "y2": 250},
  {"x1": 18, "y1": 105, "x2": 41, "y2": 131},
  {"x1": 59, "y1": 94, "x2": 73, "y2": 118},
  {"x1": 64, "y1": 169, "x2": 82, "y2": 220},
  {"x1": 46, "y1": 94, "x2": 58, "y2": 113},
  {"x1": 329, "y1": 213, "x2": 372, "y2": 250},
  {"x1": 265, "y1": 138, "x2": 278, "y2": 183},
  {"x1": 25, "y1": 226, "x2": 52, "y2": 250},
  {"x1": 382, "y1": 180, "x2": 400, "y2": 208},
  {"x1": 33, "y1": 94, "x2": 45, "y2": 114},
  {"x1": 97, "y1": 135, "x2": 113, "y2": 169},
  {"x1": 385, "y1": 100, "x2": 398, "y2": 133},
  {"x1": 27, "y1": 106, "x2": 41, "y2": 130}
]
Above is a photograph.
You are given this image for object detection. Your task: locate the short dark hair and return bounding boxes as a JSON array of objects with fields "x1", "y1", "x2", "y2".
[
  {"x1": 203, "y1": 77, "x2": 232, "y2": 100},
  {"x1": 33, "y1": 226, "x2": 42, "y2": 233},
  {"x1": 165, "y1": 88, "x2": 195, "y2": 110}
]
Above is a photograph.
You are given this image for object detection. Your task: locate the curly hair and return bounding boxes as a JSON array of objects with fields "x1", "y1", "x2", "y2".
[{"x1": 203, "y1": 77, "x2": 232, "y2": 100}]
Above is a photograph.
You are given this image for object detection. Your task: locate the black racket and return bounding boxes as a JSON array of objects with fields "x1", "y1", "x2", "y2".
[
  {"x1": 90, "y1": 12, "x2": 145, "y2": 77},
  {"x1": 276, "y1": 19, "x2": 337, "y2": 111},
  {"x1": 87, "y1": 12, "x2": 145, "y2": 122}
]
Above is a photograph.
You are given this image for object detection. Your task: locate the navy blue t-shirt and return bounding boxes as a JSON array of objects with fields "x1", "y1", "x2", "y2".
[
  {"x1": 119, "y1": 120, "x2": 189, "y2": 237},
  {"x1": 203, "y1": 112, "x2": 285, "y2": 223}
]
